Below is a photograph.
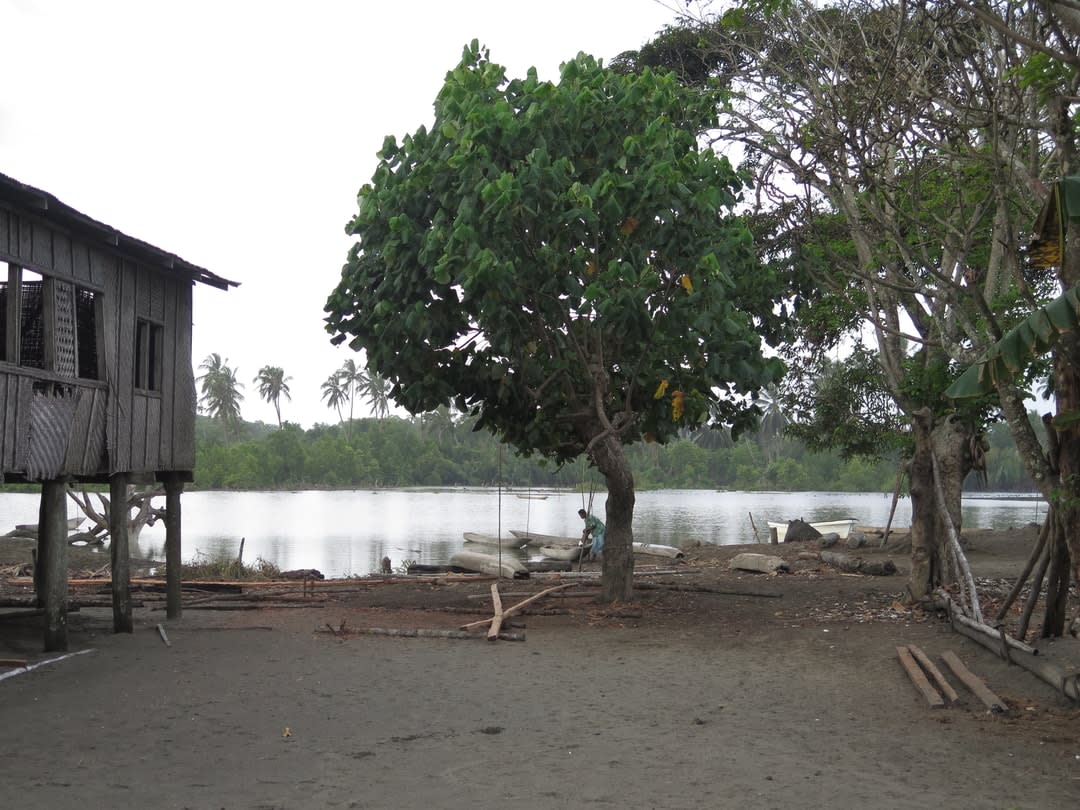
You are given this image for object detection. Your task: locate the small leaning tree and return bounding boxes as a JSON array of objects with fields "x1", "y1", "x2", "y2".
[{"x1": 326, "y1": 42, "x2": 785, "y2": 602}]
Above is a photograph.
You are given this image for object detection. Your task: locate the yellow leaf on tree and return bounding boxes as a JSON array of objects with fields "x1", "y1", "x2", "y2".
[
  {"x1": 672, "y1": 390, "x2": 684, "y2": 421},
  {"x1": 678, "y1": 274, "x2": 693, "y2": 294},
  {"x1": 586, "y1": 260, "x2": 597, "y2": 277},
  {"x1": 654, "y1": 379, "x2": 669, "y2": 399},
  {"x1": 619, "y1": 215, "x2": 639, "y2": 236}
]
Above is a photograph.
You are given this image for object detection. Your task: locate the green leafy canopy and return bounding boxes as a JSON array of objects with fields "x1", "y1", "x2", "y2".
[{"x1": 326, "y1": 41, "x2": 785, "y2": 464}]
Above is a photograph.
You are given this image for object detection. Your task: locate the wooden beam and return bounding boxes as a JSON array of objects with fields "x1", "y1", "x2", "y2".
[
  {"x1": 907, "y1": 645, "x2": 959, "y2": 705},
  {"x1": 896, "y1": 645, "x2": 944, "y2": 708},
  {"x1": 39, "y1": 479, "x2": 68, "y2": 651},
  {"x1": 164, "y1": 475, "x2": 183, "y2": 620},
  {"x1": 110, "y1": 473, "x2": 132, "y2": 633},
  {"x1": 941, "y1": 650, "x2": 1009, "y2": 714}
]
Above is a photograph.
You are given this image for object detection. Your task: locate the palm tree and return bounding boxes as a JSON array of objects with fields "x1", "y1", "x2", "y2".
[
  {"x1": 196, "y1": 353, "x2": 244, "y2": 440},
  {"x1": 358, "y1": 369, "x2": 392, "y2": 419},
  {"x1": 336, "y1": 358, "x2": 368, "y2": 426},
  {"x1": 754, "y1": 384, "x2": 788, "y2": 464},
  {"x1": 253, "y1": 365, "x2": 292, "y2": 429},
  {"x1": 320, "y1": 372, "x2": 349, "y2": 427}
]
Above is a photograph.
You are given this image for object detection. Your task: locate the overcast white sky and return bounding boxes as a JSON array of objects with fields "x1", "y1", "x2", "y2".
[{"x1": 0, "y1": 0, "x2": 688, "y2": 427}]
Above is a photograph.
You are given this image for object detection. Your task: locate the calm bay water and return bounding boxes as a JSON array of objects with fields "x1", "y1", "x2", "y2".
[{"x1": 0, "y1": 488, "x2": 1047, "y2": 579}]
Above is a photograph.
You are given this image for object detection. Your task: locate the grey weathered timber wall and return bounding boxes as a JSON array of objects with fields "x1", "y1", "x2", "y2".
[{"x1": 0, "y1": 202, "x2": 198, "y2": 478}]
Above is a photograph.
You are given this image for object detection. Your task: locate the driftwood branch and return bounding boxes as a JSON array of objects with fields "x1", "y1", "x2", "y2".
[
  {"x1": 460, "y1": 583, "x2": 578, "y2": 631},
  {"x1": 631, "y1": 581, "x2": 783, "y2": 598},
  {"x1": 317, "y1": 625, "x2": 525, "y2": 642}
]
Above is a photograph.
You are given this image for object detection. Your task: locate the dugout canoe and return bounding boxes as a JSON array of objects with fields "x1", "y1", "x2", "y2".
[
  {"x1": 449, "y1": 550, "x2": 530, "y2": 579},
  {"x1": 463, "y1": 531, "x2": 526, "y2": 549},
  {"x1": 510, "y1": 529, "x2": 582, "y2": 547}
]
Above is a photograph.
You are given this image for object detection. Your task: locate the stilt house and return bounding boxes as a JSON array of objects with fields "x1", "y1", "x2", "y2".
[{"x1": 0, "y1": 172, "x2": 237, "y2": 650}]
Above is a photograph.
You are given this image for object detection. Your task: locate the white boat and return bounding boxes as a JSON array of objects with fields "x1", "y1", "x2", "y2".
[
  {"x1": 766, "y1": 519, "x2": 857, "y2": 543},
  {"x1": 510, "y1": 529, "x2": 582, "y2": 547},
  {"x1": 463, "y1": 531, "x2": 525, "y2": 549},
  {"x1": 537, "y1": 543, "x2": 590, "y2": 561},
  {"x1": 449, "y1": 550, "x2": 529, "y2": 578},
  {"x1": 632, "y1": 542, "x2": 685, "y2": 559}
]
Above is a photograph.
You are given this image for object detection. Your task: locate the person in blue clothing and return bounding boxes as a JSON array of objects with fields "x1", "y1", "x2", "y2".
[{"x1": 578, "y1": 508, "x2": 605, "y2": 560}]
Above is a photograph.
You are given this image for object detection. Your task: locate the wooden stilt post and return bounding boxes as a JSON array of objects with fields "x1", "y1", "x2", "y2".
[
  {"x1": 164, "y1": 475, "x2": 184, "y2": 620},
  {"x1": 110, "y1": 473, "x2": 132, "y2": 633},
  {"x1": 39, "y1": 479, "x2": 69, "y2": 652}
]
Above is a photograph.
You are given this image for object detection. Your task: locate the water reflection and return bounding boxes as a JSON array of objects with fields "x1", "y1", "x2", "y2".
[{"x1": 0, "y1": 488, "x2": 1047, "y2": 579}]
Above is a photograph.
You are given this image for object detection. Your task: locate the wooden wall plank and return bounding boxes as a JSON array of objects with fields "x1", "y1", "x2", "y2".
[
  {"x1": 0, "y1": 373, "x2": 10, "y2": 468},
  {"x1": 172, "y1": 284, "x2": 195, "y2": 470},
  {"x1": 113, "y1": 260, "x2": 137, "y2": 471},
  {"x1": 52, "y1": 232, "x2": 72, "y2": 276},
  {"x1": 0, "y1": 208, "x2": 9, "y2": 254},
  {"x1": 145, "y1": 395, "x2": 161, "y2": 470},
  {"x1": 131, "y1": 393, "x2": 148, "y2": 471}
]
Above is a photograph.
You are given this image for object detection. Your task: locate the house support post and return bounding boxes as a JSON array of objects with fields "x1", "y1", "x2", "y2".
[
  {"x1": 110, "y1": 473, "x2": 132, "y2": 633},
  {"x1": 38, "y1": 478, "x2": 69, "y2": 651},
  {"x1": 165, "y1": 475, "x2": 184, "y2": 620}
]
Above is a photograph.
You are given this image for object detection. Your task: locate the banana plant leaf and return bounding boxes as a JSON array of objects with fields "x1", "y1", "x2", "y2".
[
  {"x1": 946, "y1": 285, "x2": 1080, "y2": 399},
  {"x1": 1028, "y1": 176, "x2": 1080, "y2": 269}
]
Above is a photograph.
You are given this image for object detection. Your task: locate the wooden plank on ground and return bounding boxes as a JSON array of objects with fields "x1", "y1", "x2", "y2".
[
  {"x1": 896, "y1": 645, "x2": 944, "y2": 708},
  {"x1": 941, "y1": 650, "x2": 1009, "y2": 714},
  {"x1": 907, "y1": 645, "x2": 959, "y2": 704}
]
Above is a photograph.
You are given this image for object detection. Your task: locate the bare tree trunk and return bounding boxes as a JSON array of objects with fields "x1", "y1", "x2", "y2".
[
  {"x1": 590, "y1": 433, "x2": 635, "y2": 604},
  {"x1": 909, "y1": 410, "x2": 976, "y2": 603}
]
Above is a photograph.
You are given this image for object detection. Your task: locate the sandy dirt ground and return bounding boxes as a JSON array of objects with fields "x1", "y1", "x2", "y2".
[{"x1": 1, "y1": 524, "x2": 1079, "y2": 809}]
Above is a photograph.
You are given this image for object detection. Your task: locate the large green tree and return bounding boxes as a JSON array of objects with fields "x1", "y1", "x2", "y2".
[
  {"x1": 621, "y1": 1, "x2": 1062, "y2": 608},
  {"x1": 326, "y1": 43, "x2": 785, "y2": 601}
]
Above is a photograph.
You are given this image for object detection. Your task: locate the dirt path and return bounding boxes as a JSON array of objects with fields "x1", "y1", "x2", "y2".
[{"x1": 1, "y1": 525, "x2": 1079, "y2": 809}]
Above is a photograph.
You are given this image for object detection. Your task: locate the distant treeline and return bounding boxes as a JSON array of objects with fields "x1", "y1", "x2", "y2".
[{"x1": 190, "y1": 413, "x2": 1038, "y2": 493}]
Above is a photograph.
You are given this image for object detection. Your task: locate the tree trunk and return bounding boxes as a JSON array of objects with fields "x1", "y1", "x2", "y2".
[
  {"x1": 908, "y1": 410, "x2": 975, "y2": 602},
  {"x1": 590, "y1": 433, "x2": 635, "y2": 603},
  {"x1": 1049, "y1": 215, "x2": 1080, "y2": 634}
]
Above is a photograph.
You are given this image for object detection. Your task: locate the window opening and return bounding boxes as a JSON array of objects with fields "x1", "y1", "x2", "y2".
[
  {"x1": 18, "y1": 269, "x2": 45, "y2": 370},
  {"x1": 75, "y1": 287, "x2": 100, "y2": 380},
  {"x1": 135, "y1": 317, "x2": 163, "y2": 392}
]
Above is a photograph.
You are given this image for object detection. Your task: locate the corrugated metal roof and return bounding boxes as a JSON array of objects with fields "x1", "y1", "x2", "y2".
[{"x1": 0, "y1": 171, "x2": 239, "y2": 290}]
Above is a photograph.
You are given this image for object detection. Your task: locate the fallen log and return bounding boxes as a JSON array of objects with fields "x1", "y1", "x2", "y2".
[
  {"x1": 820, "y1": 550, "x2": 896, "y2": 576},
  {"x1": 936, "y1": 592, "x2": 1038, "y2": 656},
  {"x1": 907, "y1": 644, "x2": 959, "y2": 705},
  {"x1": 937, "y1": 595, "x2": 1080, "y2": 703},
  {"x1": 730, "y1": 553, "x2": 787, "y2": 573},
  {"x1": 941, "y1": 650, "x2": 1008, "y2": 714},
  {"x1": 896, "y1": 646, "x2": 944, "y2": 708},
  {"x1": 317, "y1": 625, "x2": 525, "y2": 642}
]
